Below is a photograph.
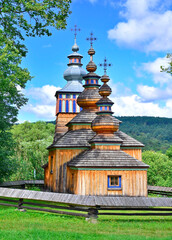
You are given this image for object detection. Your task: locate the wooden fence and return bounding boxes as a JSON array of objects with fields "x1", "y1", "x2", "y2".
[{"x1": 0, "y1": 187, "x2": 172, "y2": 220}]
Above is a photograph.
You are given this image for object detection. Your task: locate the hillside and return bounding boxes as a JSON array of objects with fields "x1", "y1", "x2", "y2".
[
  {"x1": 48, "y1": 116, "x2": 172, "y2": 153},
  {"x1": 117, "y1": 116, "x2": 172, "y2": 153}
]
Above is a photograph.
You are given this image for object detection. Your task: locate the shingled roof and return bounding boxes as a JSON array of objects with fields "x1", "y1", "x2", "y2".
[
  {"x1": 48, "y1": 129, "x2": 95, "y2": 148},
  {"x1": 68, "y1": 149, "x2": 149, "y2": 168},
  {"x1": 115, "y1": 131, "x2": 144, "y2": 147},
  {"x1": 67, "y1": 109, "x2": 97, "y2": 124}
]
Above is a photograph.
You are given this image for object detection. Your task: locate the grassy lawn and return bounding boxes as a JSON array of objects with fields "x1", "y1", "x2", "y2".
[{"x1": 0, "y1": 206, "x2": 171, "y2": 240}]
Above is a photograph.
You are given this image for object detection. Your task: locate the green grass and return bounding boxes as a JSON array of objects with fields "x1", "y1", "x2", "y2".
[{"x1": 0, "y1": 206, "x2": 171, "y2": 240}]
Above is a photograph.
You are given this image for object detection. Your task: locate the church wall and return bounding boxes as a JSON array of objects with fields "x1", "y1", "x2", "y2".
[
  {"x1": 68, "y1": 169, "x2": 147, "y2": 197},
  {"x1": 55, "y1": 113, "x2": 77, "y2": 135},
  {"x1": 121, "y1": 148, "x2": 142, "y2": 161},
  {"x1": 48, "y1": 148, "x2": 85, "y2": 192}
]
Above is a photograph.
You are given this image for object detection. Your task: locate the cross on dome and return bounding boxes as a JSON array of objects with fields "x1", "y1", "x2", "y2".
[
  {"x1": 99, "y1": 57, "x2": 112, "y2": 74},
  {"x1": 86, "y1": 32, "x2": 97, "y2": 47},
  {"x1": 71, "y1": 25, "x2": 80, "y2": 40}
]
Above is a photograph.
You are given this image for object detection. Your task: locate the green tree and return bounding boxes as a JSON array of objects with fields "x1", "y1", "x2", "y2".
[
  {"x1": 10, "y1": 121, "x2": 54, "y2": 180},
  {"x1": 161, "y1": 53, "x2": 172, "y2": 75},
  {"x1": 142, "y1": 151, "x2": 172, "y2": 187},
  {"x1": 0, "y1": 35, "x2": 32, "y2": 182},
  {"x1": 0, "y1": 0, "x2": 72, "y2": 56},
  {"x1": 0, "y1": 0, "x2": 71, "y2": 181}
]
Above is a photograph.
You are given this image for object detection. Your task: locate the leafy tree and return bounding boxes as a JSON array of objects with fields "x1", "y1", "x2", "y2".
[
  {"x1": 10, "y1": 121, "x2": 54, "y2": 180},
  {"x1": 0, "y1": 0, "x2": 72, "y2": 56},
  {"x1": 142, "y1": 151, "x2": 172, "y2": 187},
  {"x1": 166, "y1": 145, "x2": 172, "y2": 159},
  {"x1": 0, "y1": 35, "x2": 32, "y2": 182},
  {"x1": 161, "y1": 53, "x2": 172, "y2": 75},
  {"x1": 0, "y1": 0, "x2": 71, "y2": 182}
]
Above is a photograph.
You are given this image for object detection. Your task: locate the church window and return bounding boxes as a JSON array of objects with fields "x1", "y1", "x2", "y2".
[
  {"x1": 91, "y1": 79, "x2": 94, "y2": 84},
  {"x1": 86, "y1": 80, "x2": 89, "y2": 84},
  {"x1": 59, "y1": 94, "x2": 62, "y2": 99},
  {"x1": 79, "y1": 59, "x2": 81, "y2": 63},
  {"x1": 59, "y1": 100, "x2": 62, "y2": 112},
  {"x1": 108, "y1": 176, "x2": 121, "y2": 189},
  {"x1": 73, "y1": 100, "x2": 76, "y2": 112},
  {"x1": 96, "y1": 80, "x2": 98, "y2": 84},
  {"x1": 66, "y1": 94, "x2": 70, "y2": 98},
  {"x1": 66, "y1": 100, "x2": 69, "y2": 112},
  {"x1": 50, "y1": 156, "x2": 53, "y2": 174},
  {"x1": 73, "y1": 94, "x2": 76, "y2": 99},
  {"x1": 74, "y1": 58, "x2": 77, "y2": 63},
  {"x1": 109, "y1": 106, "x2": 111, "y2": 110},
  {"x1": 105, "y1": 106, "x2": 107, "y2": 110},
  {"x1": 100, "y1": 106, "x2": 103, "y2": 111}
]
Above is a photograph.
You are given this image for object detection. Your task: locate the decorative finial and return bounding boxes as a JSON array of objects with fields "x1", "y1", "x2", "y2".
[
  {"x1": 71, "y1": 25, "x2": 80, "y2": 42},
  {"x1": 99, "y1": 57, "x2": 112, "y2": 75},
  {"x1": 86, "y1": 32, "x2": 97, "y2": 47}
]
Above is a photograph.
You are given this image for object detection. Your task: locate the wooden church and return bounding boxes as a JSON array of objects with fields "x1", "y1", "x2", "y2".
[{"x1": 43, "y1": 32, "x2": 149, "y2": 196}]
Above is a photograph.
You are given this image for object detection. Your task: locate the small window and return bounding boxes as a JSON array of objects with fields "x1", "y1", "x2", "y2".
[
  {"x1": 50, "y1": 156, "x2": 53, "y2": 174},
  {"x1": 79, "y1": 59, "x2": 81, "y2": 63},
  {"x1": 73, "y1": 94, "x2": 76, "y2": 99},
  {"x1": 100, "y1": 106, "x2": 103, "y2": 111},
  {"x1": 108, "y1": 176, "x2": 121, "y2": 189},
  {"x1": 105, "y1": 106, "x2": 107, "y2": 110},
  {"x1": 96, "y1": 80, "x2": 98, "y2": 84},
  {"x1": 74, "y1": 58, "x2": 77, "y2": 63},
  {"x1": 66, "y1": 94, "x2": 70, "y2": 99},
  {"x1": 86, "y1": 80, "x2": 89, "y2": 84},
  {"x1": 91, "y1": 79, "x2": 94, "y2": 84},
  {"x1": 109, "y1": 106, "x2": 111, "y2": 110},
  {"x1": 59, "y1": 94, "x2": 62, "y2": 99}
]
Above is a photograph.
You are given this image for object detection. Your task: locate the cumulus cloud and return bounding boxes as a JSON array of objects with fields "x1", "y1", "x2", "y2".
[
  {"x1": 108, "y1": 0, "x2": 172, "y2": 52},
  {"x1": 134, "y1": 56, "x2": 172, "y2": 102},
  {"x1": 112, "y1": 94, "x2": 172, "y2": 117},
  {"x1": 21, "y1": 85, "x2": 61, "y2": 120}
]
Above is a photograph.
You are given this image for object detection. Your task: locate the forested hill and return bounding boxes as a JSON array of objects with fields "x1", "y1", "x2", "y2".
[
  {"x1": 117, "y1": 116, "x2": 172, "y2": 153},
  {"x1": 48, "y1": 116, "x2": 172, "y2": 153}
]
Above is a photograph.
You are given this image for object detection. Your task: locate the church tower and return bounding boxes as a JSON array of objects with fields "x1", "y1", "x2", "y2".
[{"x1": 54, "y1": 26, "x2": 86, "y2": 142}]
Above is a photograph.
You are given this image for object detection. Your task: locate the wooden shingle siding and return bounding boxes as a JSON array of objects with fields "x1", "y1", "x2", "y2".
[{"x1": 68, "y1": 170, "x2": 147, "y2": 196}]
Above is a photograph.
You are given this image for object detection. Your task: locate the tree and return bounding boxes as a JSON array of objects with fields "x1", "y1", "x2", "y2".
[
  {"x1": 10, "y1": 121, "x2": 54, "y2": 180},
  {"x1": 142, "y1": 151, "x2": 172, "y2": 187},
  {"x1": 0, "y1": 0, "x2": 72, "y2": 56},
  {"x1": 0, "y1": 0, "x2": 71, "y2": 181},
  {"x1": 161, "y1": 53, "x2": 172, "y2": 75},
  {"x1": 0, "y1": 35, "x2": 32, "y2": 182}
]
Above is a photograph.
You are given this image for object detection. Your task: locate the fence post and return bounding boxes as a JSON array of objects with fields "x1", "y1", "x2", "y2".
[
  {"x1": 87, "y1": 208, "x2": 98, "y2": 223},
  {"x1": 18, "y1": 198, "x2": 25, "y2": 211}
]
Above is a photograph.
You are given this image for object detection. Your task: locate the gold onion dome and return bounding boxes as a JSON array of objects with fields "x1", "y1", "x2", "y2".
[
  {"x1": 91, "y1": 58, "x2": 119, "y2": 134},
  {"x1": 77, "y1": 33, "x2": 101, "y2": 109}
]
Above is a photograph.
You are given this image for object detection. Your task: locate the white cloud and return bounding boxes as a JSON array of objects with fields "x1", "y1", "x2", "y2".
[
  {"x1": 108, "y1": 0, "x2": 172, "y2": 52},
  {"x1": 112, "y1": 94, "x2": 172, "y2": 117},
  {"x1": 134, "y1": 56, "x2": 172, "y2": 102},
  {"x1": 27, "y1": 85, "x2": 60, "y2": 104},
  {"x1": 141, "y1": 56, "x2": 172, "y2": 84},
  {"x1": 21, "y1": 85, "x2": 61, "y2": 120}
]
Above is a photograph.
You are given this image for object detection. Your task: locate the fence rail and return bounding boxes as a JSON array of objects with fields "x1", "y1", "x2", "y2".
[{"x1": 0, "y1": 187, "x2": 172, "y2": 220}]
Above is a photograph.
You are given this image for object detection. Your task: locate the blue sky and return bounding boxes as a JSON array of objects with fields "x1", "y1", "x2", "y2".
[{"x1": 18, "y1": 0, "x2": 172, "y2": 122}]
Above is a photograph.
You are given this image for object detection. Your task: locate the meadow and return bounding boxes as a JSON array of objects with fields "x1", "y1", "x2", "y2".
[{"x1": 0, "y1": 206, "x2": 171, "y2": 240}]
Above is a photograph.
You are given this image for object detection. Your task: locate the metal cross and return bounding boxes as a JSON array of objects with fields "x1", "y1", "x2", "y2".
[
  {"x1": 86, "y1": 32, "x2": 97, "y2": 47},
  {"x1": 99, "y1": 57, "x2": 112, "y2": 74},
  {"x1": 71, "y1": 25, "x2": 80, "y2": 38}
]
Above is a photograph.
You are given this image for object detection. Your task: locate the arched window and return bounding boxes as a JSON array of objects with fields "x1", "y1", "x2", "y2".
[{"x1": 59, "y1": 100, "x2": 62, "y2": 112}]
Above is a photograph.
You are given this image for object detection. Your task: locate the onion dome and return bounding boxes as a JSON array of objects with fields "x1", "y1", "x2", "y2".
[
  {"x1": 77, "y1": 33, "x2": 101, "y2": 110},
  {"x1": 92, "y1": 58, "x2": 119, "y2": 134}
]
